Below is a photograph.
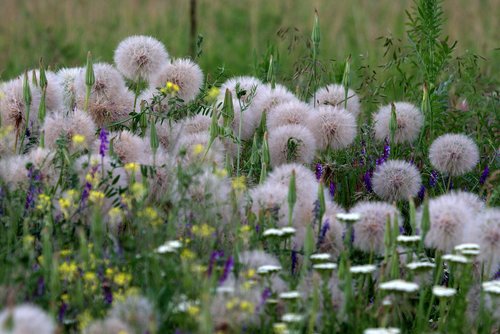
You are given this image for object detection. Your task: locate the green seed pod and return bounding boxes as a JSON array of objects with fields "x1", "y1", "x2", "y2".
[
  {"x1": 287, "y1": 170, "x2": 297, "y2": 226},
  {"x1": 85, "y1": 51, "x2": 95, "y2": 87},
  {"x1": 221, "y1": 89, "x2": 234, "y2": 128},
  {"x1": 150, "y1": 120, "x2": 159, "y2": 155},
  {"x1": 389, "y1": 102, "x2": 398, "y2": 144}
]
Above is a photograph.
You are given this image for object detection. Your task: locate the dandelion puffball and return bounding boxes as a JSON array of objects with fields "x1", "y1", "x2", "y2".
[
  {"x1": 114, "y1": 35, "x2": 169, "y2": 82},
  {"x1": 311, "y1": 84, "x2": 361, "y2": 118},
  {"x1": 0, "y1": 78, "x2": 41, "y2": 132},
  {"x1": 57, "y1": 67, "x2": 83, "y2": 110},
  {"x1": 43, "y1": 109, "x2": 96, "y2": 152},
  {"x1": 306, "y1": 105, "x2": 357, "y2": 151},
  {"x1": 268, "y1": 124, "x2": 317, "y2": 167},
  {"x1": 84, "y1": 318, "x2": 132, "y2": 334},
  {"x1": 372, "y1": 160, "x2": 422, "y2": 201},
  {"x1": 109, "y1": 295, "x2": 155, "y2": 334},
  {"x1": 27, "y1": 70, "x2": 64, "y2": 112},
  {"x1": 466, "y1": 209, "x2": 500, "y2": 275},
  {"x1": 267, "y1": 163, "x2": 318, "y2": 199},
  {"x1": 373, "y1": 102, "x2": 423, "y2": 143},
  {"x1": 0, "y1": 304, "x2": 55, "y2": 334},
  {"x1": 249, "y1": 182, "x2": 289, "y2": 224},
  {"x1": 429, "y1": 133, "x2": 479, "y2": 176},
  {"x1": 150, "y1": 58, "x2": 203, "y2": 103},
  {"x1": 420, "y1": 194, "x2": 474, "y2": 252},
  {"x1": 217, "y1": 76, "x2": 262, "y2": 105},
  {"x1": 108, "y1": 130, "x2": 151, "y2": 164},
  {"x1": 350, "y1": 201, "x2": 401, "y2": 254},
  {"x1": 249, "y1": 83, "x2": 298, "y2": 120},
  {"x1": 267, "y1": 100, "x2": 312, "y2": 130}
]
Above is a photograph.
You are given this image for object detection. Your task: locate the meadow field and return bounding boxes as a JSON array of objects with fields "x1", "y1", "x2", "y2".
[{"x1": 0, "y1": 0, "x2": 499, "y2": 333}]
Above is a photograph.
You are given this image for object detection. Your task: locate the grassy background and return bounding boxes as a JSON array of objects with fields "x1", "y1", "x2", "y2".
[{"x1": 0, "y1": 0, "x2": 498, "y2": 82}]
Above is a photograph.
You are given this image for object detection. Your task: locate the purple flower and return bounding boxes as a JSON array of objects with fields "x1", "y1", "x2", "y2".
[
  {"x1": 80, "y1": 164, "x2": 99, "y2": 207},
  {"x1": 363, "y1": 169, "x2": 373, "y2": 192},
  {"x1": 99, "y1": 127, "x2": 109, "y2": 157},
  {"x1": 383, "y1": 138, "x2": 390, "y2": 160},
  {"x1": 429, "y1": 170, "x2": 439, "y2": 187},
  {"x1": 329, "y1": 181, "x2": 336, "y2": 199},
  {"x1": 291, "y1": 249, "x2": 298, "y2": 275},
  {"x1": 360, "y1": 140, "x2": 367, "y2": 166},
  {"x1": 24, "y1": 167, "x2": 42, "y2": 211},
  {"x1": 219, "y1": 256, "x2": 233, "y2": 284},
  {"x1": 418, "y1": 185, "x2": 425, "y2": 201},
  {"x1": 315, "y1": 163, "x2": 323, "y2": 181},
  {"x1": 103, "y1": 285, "x2": 113, "y2": 304},
  {"x1": 479, "y1": 165, "x2": 489, "y2": 185},
  {"x1": 493, "y1": 267, "x2": 500, "y2": 280},
  {"x1": 258, "y1": 288, "x2": 272, "y2": 311},
  {"x1": 58, "y1": 303, "x2": 68, "y2": 322},
  {"x1": 317, "y1": 220, "x2": 330, "y2": 246},
  {"x1": 207, "y1": 250, "x2": 224, "y2": 277}
]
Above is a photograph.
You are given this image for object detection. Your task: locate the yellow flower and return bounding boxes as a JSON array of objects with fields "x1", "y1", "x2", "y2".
[
  {"x1": 59, "y1": 261, "x2": 78, "y2": 281},
  {"x1": 231, "y1": 176, "x2": 246, "y2": 191},
  {"x1": 105, "y1": 268, "x2": 114, "y2": 278},
  {"x1": 273, "y1": 323, "x2": 288, "y2": 334},
  {"x1": 60, "y1": 249, "x2": 72, "y2": 257},
  {"x1": 205, "y1": 86, "x2": 220, "y2": 102},
  {"x1": 181, "y1": 249, "x2": 195, "y2": 261},
  {"x1": 139, "y1": 207, "x2": 162, "y2": 227},
  {"x1": 72, "y1": 134, "x2": 86, "y2": 147},
  {"x1": 214, "y1": 168, "x2": 228, "y2": 178},
  {"x1": 88, "y1": 190, "x2": 105, "y2": 205},
  {"x1": 23, "y1": 235, "x2": 34, "y2": 248},
  {"x1": 240, "y1": 300, "x2": 254, "y2": 314},
  {"x1": 192, "y1": 223, "x2": 215, "y2": 238},
  {"x1": 61, "y1": 293, "x2": 70, "y2": 303},
  {"x1": 131, "y1": 182, "x2": 146, "y2": 201},
  {"x1": 108, "y1": 207, "x2": 123, "y2": 224},
  {"x1": 187, "y1": 305, "x2": 200, "y2": 317},
  {"x1": 58, "y1": 197, "x2": 71, "y2": 218},
  {"x1": 79, "y1": 311, "x2": 92, "y2": 331},
  {"x1": 240, "y1": 225, "x2": 251, "y2": 233},
  {"x1": 83, "y1": 272, "x2": 97, "y2": 283},
  {"x1": 36, "y1": 193, "x2": 51, "y2": 212},
  {"x1": 242, "y1": 280, "x2": 256, "y2": 290},
  {"x1": 85, "y1": 172, "x2": 100, "y2": 188},
  {"x1": 244, "y1": 269, "x2": 256, "y2": 279},
  {"x1": 114, "y1": 272, "x2": 132, "y2": 286},
  {"x1": 161, "y1": 81, "x2": 180, "y2": 95},
  {"x1": 192, "y1": 144, "x2": 204, "y2": 156},
  {"x1": 124, "y1": 162, "x2": 140, "y2": 174}
]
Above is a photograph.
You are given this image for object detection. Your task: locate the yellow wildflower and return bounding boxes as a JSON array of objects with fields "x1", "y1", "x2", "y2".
[
  {"x1": 59, "y1": 261, "x2": 78, "y2": 281},
  {"x1": 274, "y1": 323, "x2": 288, "y2": 334},
  {"x1": 83, "y1": 271, "x2": 97, "y2": 283},
  {"x1": 231, "y1": 176, "x2": 246, "y2": 191},
  {"x1": 214, "y1": 168, "x2": 228, "y2": 178},
  {"x1": 240, "y1": 300, "x2": 254, "y2": 314},
  {"x1": 88, "y1": 190, "x2": 105, "y2": 205},
  {"x1": 124, "y1": 162, "x2": 140, "y2": 174},
  {"x1": 205, "y1": 86, "x2": 220, "y2": 102},
  {"x1": 161, "y1": 81, "x2": 180, "y2": 95},
  {"x1": 105, "y1": 268, "x2": 114, "y2": 278},
  {"x1": 240, "y1": 225, "x2": 251, "y2": 233},
  {"x1": 72, "y1": 134, "x2": 86, "y2": 147},
  {"x1": 181, "y1": 249, "x2": 196, "y2": 261},
  {"x1": 61, "y1": 294, "x2": 70, "y2": 303},
  {"x1": 131, "y1": 182, "x2": 146, "y2": 201},
  {"x1": 192, "y1": 144, "x2": 204, "y2": 156},
  {"x1": 192, "y1": 223, "x2": 215, "y2": 237},
  {"x1": 244, "y1": 269, "x2": 256, "y2": 279},
  {"x1": 108, "y1": 207, "x2": 123, "y2": 225},
  {"x1": 79, "y1": 311, "x2": 92, "y2": 331},
  {"x1": 60, "y1": 249, "x2": 72, "y2": 257},
  {"x1": 114, "y1": 272, "x2": 132, "y2": 286},
  {"x1": 242, "y1": 280, "x2": 256, "y2": 290},
  {"x1": 23, "y1": 235, "x2": 34, "y2": 248},
  {"x1": 36, "y1": 193, "x2": 51, "y2": 212},
  {"x1": 226, "y1": 298, "x2": 239, "y2": 311},
  {"x1": 139, "y1": 207, "x2": 162, "y2": 226},
  {"x1": 187, "y1": 305, "x2": 200, "y2": 317}
]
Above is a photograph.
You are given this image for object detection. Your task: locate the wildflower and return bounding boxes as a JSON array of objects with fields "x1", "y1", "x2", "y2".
[
  {"x1": 307, "y1": 105, "x2": 357, "y2": 151},
  {"x1": 218, "y1": 76, "x2": 262, "y2": 104},
  {"x1": 372, "y1": 160, "x2": 422, "y2": 202},
  {"x1": 336, "y1": 212, "x2": 361, "y2": 223},
  {"x1": 329, "y1": 181, "x2": 336, "y2": 199},
  {"x1": 72, "y1": 133, "x2": 85, "y2": 145},
  {"x1": 363, "y1": 169, "x2": 373, "y2": 192},
  {"x1": 36, "y1": 193, "x2": 51, "y2": 212},
  {"x1": 310, "y1": 253, "x2": 331, "y2": 262},
  {"x1": 124, "y1": 162, "x2": 140, "y2": 174},
  {"x1": 482, "y1": 281, "x2": 500, "y2": 295},
  {"x1": 280, "y1": 227, "x2": 296, "y2": 237},
  {"x1": 442, "y1": 254, "x2": 469, "y2": 264},
  {"x1": 156, "y1": 240, "x2": 182, "y2": 254},
  {"x1": 397, "y1": 235, "x2": 421, "y2": 244},
  {"x1": 131, "y1": 183, "x2": 146, "y2": 201},
  {"x1": 113, "y1": 272, "x2": 132, "y2": 286},
  {"x1": 114, "y1": 35, "x2": 169, "y2": 82},
  {"x1": 312, "y1": 262, "x2": 337, "y2": 272},
  {"x1": 151, "y1": 58, "x2": 203, "y2": 103},
  {"x1": 406, "y1": 261, "x2": 435, "y2": 272},
  {"x1": 59, "y1": 261, "x2": 78, "y2": 281},
  {"x1": 311, "y1": 84, "x2": 361, "y2": 118},
  {"x1": 379, "y1": 280, "x2": 419, "y2": 293},
  {"x1": 429, "y1": 133, "x2": 479, "y2": 176},
  {"x1": 257, "y1": 265, "x2": 282, "y2": 275},
  {"x1": 454, "y1": 243, "x2": 480, "y2": 252},
  {"x1": 373, "y1": 102, "x2": 423, "y2": 144},
  {"x1": 278, "y1": 291, "x2": 301, "y2": 300},
  {"x1": 282, "y1": 313, "x2": 303, "y2": 323},
  {"x1": 181, "y1": 249, "x2": 195, "y2": 261},
  {"x1": 479, "y1": 165, "x2": 489, "y2": 185},
  {"x1": 239, "y1": 300, "x2": 255, "y2": 314},
  {"x1": 99, "y1": 127, "x2": 109, "y2": 157},
  {"x1": 432, "y1": 286, "x2": 457, "y2": 298},
  {"x1": 192, "y1": 223, "x2": 215, "y2": 237},
  {"x1": 0, "y1": 304, "x2": 55, "y2": 334},
  {"x1": 205, "y1": 86, "x2": 220, "y2": 102},
  {"x1": 139, "y1": 207, "x2": 162, "y2": 226},
  {"x1": 109, "y1": 130, "x2": 151, "y2": 164},
  {"x1": 273, "y1": 323, "x2": 288, "y2": 334},
  {"x1": 219, "y1": 256, "x2": 234, "y2": 284},
  {"x1": 363, "y1": 328, "x2": 400, "y2": 334},
  {"x1": 268, "y1": 124, "x2": 317, "y2": 167},
  {"x1": 466, "y1": 209, "x2": 500, "y2": 274},
  {"x1": 350, "y1": 264, "x2": 377, "y2": 275},
  {"x1": 263, "y1": 228, "x2": 284, "y2": 238},
  {"x1": 315, "y1": 163, "x2": 323, "y2": 180},
  {"x1": 88, "y1": 190, "x2": 105, "y2": 205}
]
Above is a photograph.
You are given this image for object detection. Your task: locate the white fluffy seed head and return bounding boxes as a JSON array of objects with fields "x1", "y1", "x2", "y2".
[
  {"x1": 114, "y1": 35, "x2": 169, "y2": 82},
  {"x1": 316, "y1": 203, "x2": 346, "y2": 259},
  {"x1": 421, "y1": 195, "x2": 474, "y2": 252},
  {"x1": 267, "y1": 100, "x2": 312, "y2": 130},
  {"x1": 351, "y1": 201, "x2": 402, "y2": 254},
  {"x1": 249, "y1": 83, "x2": 298, "y2": 120},
  {"x1": 75, "y1": 63, "x2": 133, "y2": 126},
  {"x1": 441, "y1": 191, "x2": 485, "y2": 213},
  {"x1": 372, "y1": 160, "x2": 422, "y2": 201},
  {"x1": 218, "y1": 99, "x2": 261, "y2": 142},
  {"x1": 150, "y1": 58, "x2": 204, "y2": 103},
  {"x1": 0, "y1": 78, "x2": 41, "y2": 131},
  {"x1": 136, "y1": 88, "x2": 169, "y2": 115},
  {"x1": 172, "y1": 132, "x2": 225, "y2": 167},
  {"x1": 217, "y1": 76, "x2": 263, "y2": 105},
  {"x1": 429, "y1": 134, "x2": 479, "y2": 176},
  {"x1": 43, "y1": 109, "x2": 96, "y2": 152},
  {"x1": 268, "y1": 124, "x2": 317, "y2": 167},
  {"x1": 108, "y1": 130, "x2": 151, "y2": 164},
  {"x1": 311, "y1": 84, "x2": 361, "y2": 118},
  {"x1": 267, "y1": 163, "x2": 317, "y2": 199},
  {"x1": 0, "y1": 304, "x2": 55, "y2": 334},
  {"x1": 57, "y1": 67, "x2": 83, "y2": 110},
  {"x1": 306, "y1": 105, "x2": 357, "y2": 151},
  {"x1": 109, "y1": 295, "x2": 155, "y2": 334},
  {"x1": 373, "y1": 102, "x2": 423, "y2": 143},
  {"x1": 27, "y1": 70, "x2": 64, "y2": 112},
  {"x1": 0, "y1": 128, "x2": 17, "y2": 157},
  {"x1": 84, "y1": 318, "x2": 132, "y2": 334},
  {"x1": 0, "y1": 155, "x2": 30, "y2": 189},
  {"x1": 249, "y1": 183, "x2": 289, "y2": 225}
]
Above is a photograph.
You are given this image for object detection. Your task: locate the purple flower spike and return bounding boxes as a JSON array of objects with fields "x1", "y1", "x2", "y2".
[
  {"x1": 99, "y1": 127, "x2": 109, "y2": 157},
  {"x1": 207, "y1": 250, "x2": 224, "y2": 277},
  {"x1": 315, "y1": 163, "x2": 323, "y2": 181},
  {"x1": 479, "y1": 165, "x2": 489, "y2": 185},
  {"x1": 429, "y1": 170, "x2": 439, "y2": 187},
  {"x1": 363, "y1": 169, "x2": 373, "y2": 192},
  {"x1": 318, "y1": 220, "x2": 330, "y2": 246},
  {"x1": 219, "y1": 256, "x2": 234, "y2": 284},
  {"x1": 418, "y1": 185, "x2": 425, "y2": 201},
  {"x1": 329, "y1": 181, "x2": 336, "y2": 199},
  {"x1": 291, "y1": 249, "x2": 298, "y2": 275}
]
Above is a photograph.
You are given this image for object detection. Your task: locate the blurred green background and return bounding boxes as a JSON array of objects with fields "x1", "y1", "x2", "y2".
[{"x1": 0, "y1": 0, "x2": 498, "y2": 82}]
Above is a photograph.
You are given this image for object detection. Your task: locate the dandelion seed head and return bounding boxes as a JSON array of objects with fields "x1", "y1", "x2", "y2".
[
  {"x1": 173, "y1": 132, "x2": 225, "y2": 167},
  {"x1": 0, "y1": 155, "x2": 30, "y2": 189},
  {"x1": 136, "y1": 88, "x2": 169, "y2": 115},
  {"x1": 420, "y1": 195, "x2": 474, "y2": 252},
  {"x1": 311, "y1": 84, "x2": 361, "y2": 118},
  {"x1": 268, "y1": 124, "x2": 317, "y2": 167},
  {"x1": 429, "y1": 133, "x2": 479, "y2": 176},
  {"x1": 373, "y1": 102, "x2": 423, "y2": 143},
  {"x1": 372, "y1": 160, "x2": 422, "y2": 201},
  {"x1": 28, "y1": 70, "x2": 64, "y2": 112},
  {"x1": 0, "y1": 304, "x2": 55, "y2": 334},
  {"x1": 150, "y1": 58, "x2": 203, "y2": 103},
  {"x1": 307, "y1": 105, "x2": 357, "y2": 151},
  {"x1": 109, "y1": 295, "x2": 154, "y2": 334},
  {"x1": 43, "y1": 109, "x2": 96, "y2": 152},
  {"x1": 249, "y1": 83, "x2": 298, "y2": 120},
  {"x1": 0, "y1": 78, "x2": 41, "y2": 131},
  {"x1": 217, "y1": 76, "x2": 263, "y2": 104},
  {"x1": 57, "y1": 67, "x2": 83, "y2": 110},
  {"x1": 267, "y1": 100, "x2": 312, "y2": 130},
  {"x1": 249, "y1": 183, "x2": 288, "y2": 225},
  {"x1": 218, "y1": 99, "x2": 261, "y2": 142},
  {"x1": 84, "y1": 317, "x2": 132, "y2": 334},
  {"x1": 442, "y1": 191, "x2": 485, "y2": 213},
  {"x1": 351, "y1": 201, "x2": 402, "y2": 254},
  {"x1": 107, "y1": 130, "x2": 151, "y2": 164},
  {"x1": 114, "y1": 35, "x2": 169, "y2": 82}
]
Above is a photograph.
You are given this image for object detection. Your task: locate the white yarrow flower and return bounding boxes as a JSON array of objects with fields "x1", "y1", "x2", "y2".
[
  {"x1": 282, "y1": 313, "x2": 303, "y2": 323},
  {"x1": 257, "y1": 265, "x2": 282, "y2": 275},
  {"x1": 379, "y1": 280, "x2": 419, "y2": 293},
  {"x1": 432, "y1": 286, "x2": 457, "y2": 298},
  {"x1": 364, "y1": 328, "x2": 401, "y2": 334},
  {"x1": 280, "y1": 226, "x2": 296, "y2": 237},
  {"x1": 337, "y1": 212, "x2": 362, "y2": 222},
  {"x1": 406, "y1": 262, "x2": 435, "y2": 271},
  {"x1": 279, "y1": 291, "x2": 301, "y2": 300},
  {"x1": 396, "y1": 235, "x2": 421, "y2": 244},
  {"x1": 454, "y1": 243, "x2": 480, "y2": 252},
  {"x1": 350, "y1": 264, "x2": 377, "y2": 274},
  {"x1": 442, "y1": 254, "x2": 469, "y2": 264},
  {"x1": 310, "y1": 253, "x2": 331, "y2": 262},
  {"x1": 482, "y1": 281, "x2": 500, "y2": 295},
  {"x1": 263, "y1": 228, "x2": 284, "y2": 237},
  {"x1": 312, "y1": 262, "x2": 338, "y2": 272}
]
